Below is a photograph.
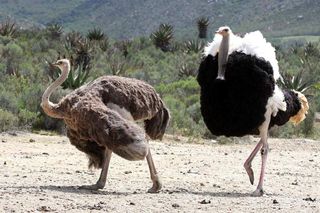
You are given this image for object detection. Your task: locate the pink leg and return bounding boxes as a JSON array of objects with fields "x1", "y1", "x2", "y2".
[
  {"x1": 252, "y1": 108, "x2": 271, "y2": 196},
  {"x1": 244, "y1": 139, "x2": 263, "y2": 185},
  {"x1": 252, "y1": 139, "x2": 269, "y2": 196}
]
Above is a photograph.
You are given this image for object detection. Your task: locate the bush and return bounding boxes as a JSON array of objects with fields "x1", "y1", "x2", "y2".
[
  {"x1": 0, "y1": 91, "x2": 19, "y2": 113},
  {"x1": 0, "y1": 108, "x2": 18, "y2": 132},
  {"x1": 18, "y1": 109, "x2": 37, "y2": 126}
]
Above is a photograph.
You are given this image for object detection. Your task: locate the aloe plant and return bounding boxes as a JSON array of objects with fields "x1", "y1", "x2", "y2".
[
  {"x1": 49, "y1": 59, "x2": 91, "y2": 90},
  {"x1": 183, "y1": 39, "x2": 205, "y2": 53},
  {"x1": 65, "y1": 31, "x2": 84, "y2": 50},
  {"x1": 50, "y1": 34, "x2": 93, "y2": 90},
  {"x1": 0, "y1": 18, "x2": 17, "y2": 38},
  {"x1": 197, "y1": 17, "x2": 209, "y2": 39},
  {"x1": 279, "y1": 70, "x2": 318, "y2": 93},
  {"x1": 99, "y1": 37, "x2": 109, "y2": 52},
  {"x1": 115, "y1": 40, "x2": 132, "y2": 57},
  {"x1": 87, "y1": 27, "x2": 105, "y2": 41},
  {"x1": 178, "y1": 63, "x2": 197, "y2": 78},
  {"x1": 46, "y1": 23, "x2": 63, "y2": 39},
  {"x1": 150, "y1": 24, "x2": 174, "y2": 52}
]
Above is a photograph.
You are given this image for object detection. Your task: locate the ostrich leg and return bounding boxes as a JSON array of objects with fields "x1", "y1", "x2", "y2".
[
  {"x1": 244, "y1": 139, "x2": 263, "y2": 185},
  {"x1": 79, "y1": 148, "x2": 113, "y2": 190},
  {"x1": 252, "y1": 108, "x2": 272, "y2": 196},
  {"x1": 146, "y1": 147, "x2": 162, "y2": 193}
]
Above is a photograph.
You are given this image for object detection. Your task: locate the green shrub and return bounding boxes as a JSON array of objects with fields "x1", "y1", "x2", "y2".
[
  {"x1": 18, "y1": 109, "x2": 37, "y2": 126},
  {"x1": 0, "y1": 108, "x2": 18, "y2": 132},
  {"x1": 0, "y1": 91, "x2": 19, "y2": 113}
]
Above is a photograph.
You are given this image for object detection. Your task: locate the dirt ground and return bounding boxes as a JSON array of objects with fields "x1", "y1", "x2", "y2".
[{"x1": 0, "y1": 132, "x2": 319, "y2": 212}]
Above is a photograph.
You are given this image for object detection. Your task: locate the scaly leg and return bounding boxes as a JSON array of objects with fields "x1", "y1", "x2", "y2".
[
  {"x1": 79, "y1": 148, "x2": 113, "y2": 190},
  {"x1": 244, "y1": 139, "x2": 263, "y2": 185},
  {"x1": 252, "y1": 108, "x2": 271, "y2": 196},
  {"x1": 146, "y1": 147, "x2": 162, "y2": 193}
]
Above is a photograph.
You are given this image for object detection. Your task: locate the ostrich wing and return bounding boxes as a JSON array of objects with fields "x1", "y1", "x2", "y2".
[{"x1": 65, "y1": 103, "x2": 147, "y2": 160}]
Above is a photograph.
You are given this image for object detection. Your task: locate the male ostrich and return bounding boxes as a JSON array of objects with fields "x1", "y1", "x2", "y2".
[
  {"x1": 197, "y1": 26, "x2": 309, "y2": 196},
  {"x1": 41, "y1": 59, "x2": 170, "y2": 192}
]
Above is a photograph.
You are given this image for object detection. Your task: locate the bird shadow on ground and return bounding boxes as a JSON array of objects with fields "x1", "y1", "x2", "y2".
[
  {"x1": 2, "y1": 185, "x2": 131, "y2": 196},
  {"x1": 2, "y1": 185, "x2": 278, "y2": 197},
  {"x1": 40, "y1": 185, "x2": 133, "y2": 195},
  {"x1": 163, "y1": 188, "x2": 278, "y2": 198}
]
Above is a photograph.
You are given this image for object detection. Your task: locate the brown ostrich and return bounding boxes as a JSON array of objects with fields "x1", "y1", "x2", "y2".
[{"x1": 41, "y1": 59, "x2": 170, "y2": 192}]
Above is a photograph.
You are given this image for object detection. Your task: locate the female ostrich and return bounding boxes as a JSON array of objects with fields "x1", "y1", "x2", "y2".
[
  {"x1": 197, "y1": 26, "x2": 309, "y2": 196},
  {"x1": 41, "y1": 59, "x2": 170, "y2": 192}
]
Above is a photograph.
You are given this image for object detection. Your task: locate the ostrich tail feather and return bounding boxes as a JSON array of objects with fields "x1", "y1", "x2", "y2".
[
  {"x1": 289, "y1": 91, "x2": 309, "y2": 125},
  {"x1": 144, "y1": 106, "x2": 170, "y2": 140}
]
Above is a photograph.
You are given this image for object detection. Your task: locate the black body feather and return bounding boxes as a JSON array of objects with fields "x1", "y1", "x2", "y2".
[
  {"x1": 197, "y1": 52, "x2": 275, "y2": 136},
  {"x1": 270, "y1": 90, "x2": 301, "y2": 127}
]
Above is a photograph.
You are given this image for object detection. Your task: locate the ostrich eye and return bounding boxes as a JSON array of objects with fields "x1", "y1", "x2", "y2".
[{"x1": 224, "y1": 29, "x2": 229, "y2": 32}]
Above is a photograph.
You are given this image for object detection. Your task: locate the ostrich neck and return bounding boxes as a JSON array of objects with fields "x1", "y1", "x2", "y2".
[
  {"x1": 217, "y1": 35, "x2": 230, "y2": 80},
  {"x1": 41, "y1": 66, "x2": 69, "y2": 119}
]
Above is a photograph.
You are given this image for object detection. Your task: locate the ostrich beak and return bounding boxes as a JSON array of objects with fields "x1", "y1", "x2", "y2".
[
  {"x1": 50, "y1": 62, "x2": 59, "y2": 67},
  {"x1": 44, "y1": 59, "x2": 54, "y2": 66},
  {"x1": 215, "y1": 30, "x2": 222, "y2": 35}
]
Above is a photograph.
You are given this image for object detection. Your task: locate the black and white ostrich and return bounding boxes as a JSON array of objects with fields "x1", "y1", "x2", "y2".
[{"x1": 197, "y1": 26, "x2": 309, "y2": 196}]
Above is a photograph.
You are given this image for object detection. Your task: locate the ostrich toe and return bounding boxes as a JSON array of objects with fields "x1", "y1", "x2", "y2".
[
  {"x1": 147, "y1": 178, "x2": 162, "y2": 193},
  {"x1": 244, "y1": 164, "x2": 254, "y2": 185},
  {"x1": 252, "y1": 188, "x2": 264, "y2": 197},
  {"x1": 78, "y1": 183, "x2": 105, "y2": 190}
]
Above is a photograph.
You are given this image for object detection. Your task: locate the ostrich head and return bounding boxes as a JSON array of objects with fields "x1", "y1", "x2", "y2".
[
  {"x1": 215, "y1": 26, "x2": 231, "y2": 37},
  {"x1": 41, "y1": 58, "x2": 71, "y2": 119},
  {"x1": 51, "y1": 58, "x2": 71, "y2": 71}
]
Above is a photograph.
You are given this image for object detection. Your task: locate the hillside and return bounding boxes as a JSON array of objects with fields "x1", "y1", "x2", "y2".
[{"x1": 0, "y1": 0, "x2": 319, "y2": 39}]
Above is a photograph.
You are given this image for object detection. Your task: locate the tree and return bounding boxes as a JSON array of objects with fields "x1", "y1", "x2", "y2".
[
  {"x1": 46, "y1": 23, "x2": 63, "y2": 39},
  {"x1": 0, "y1": 18, "x2": 18, "y2": 38},
  {"x1": 150, "y1": 24, "x2": 174, "y2": 52},
  {"x1": 197, "y1": 17, "x2": 209, "y2": 39}
]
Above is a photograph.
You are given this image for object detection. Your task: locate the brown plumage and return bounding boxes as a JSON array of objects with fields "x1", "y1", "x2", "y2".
[{"x1": 41, "y1": 59, "x2": 170, "y2": 192}]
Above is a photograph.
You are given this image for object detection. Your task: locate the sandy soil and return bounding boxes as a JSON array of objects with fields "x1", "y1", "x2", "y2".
[{"x1": 0, "y1": 132, "x2": 319, "y2": 212}]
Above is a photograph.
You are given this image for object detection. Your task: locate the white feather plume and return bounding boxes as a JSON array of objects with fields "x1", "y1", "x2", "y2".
[{"x1": 204, "y1": 28, "x2": 281, "y2": 81}]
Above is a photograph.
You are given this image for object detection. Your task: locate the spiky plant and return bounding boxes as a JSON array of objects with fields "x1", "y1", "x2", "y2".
[
  {"x1": 73, "y1": 38, "x2": 92, "y2": 69},
  {"x1": 197, "y1": 17, "x2": 209, "y2": 39},
  {"x1": 150, "y1": 23, "x2": 174, "y2": 52},
  {"x1": 65, "y1": 31, "x2": 84, "y2": 50},
  {"x1": 50, "y1": 34, "x2": 93, "y2": 90},
  {"x1": 278, "y1": 70, "x2": 318, "y2": 94},
  {"x1": 87, "y1": 27, "x2": 105, "y2": 41},
  {"x1": 46, "y1": 23, "x2": 63, "y2": 39},
  {"x1": 115, "y1": 40, "x2": 132, "y2": 57},
  {"x1": 178, "y1": 63, "x2": 197, "y2": 78},
  {"x1": 65, "y1": 32, "x2": 92, "y2": 68},
  {"x1": 304, "y1": 42, "x2": 319, "y2": 57},
  {"x1": 99, "y1": 37, "x2": 109, "y2": 52},
  {"x1": 183, "y1": 39, "x2": 205, "y2": 53},
  {"x1": 48, "y1": 55, "x2": 91, "y2": 90},
  {"x1": 0, "y1": 18, "x2": 17, "y2": 38}
]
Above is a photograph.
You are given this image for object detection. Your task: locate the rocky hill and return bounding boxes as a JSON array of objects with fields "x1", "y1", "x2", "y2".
[{"x1": 0, "y1": 0, "x2": 319, "y2": 38}]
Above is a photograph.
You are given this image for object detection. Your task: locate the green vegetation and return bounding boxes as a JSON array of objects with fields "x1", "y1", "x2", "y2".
[
  {"x1": 0, "y1": 17, "x2": 320, "y2": 139},
  {"x1": 150, "y1": 24, "x2": 174, "y2": 52},
  {"x1": 197, "y1": 17, "x2": 209, "y2": 39}
]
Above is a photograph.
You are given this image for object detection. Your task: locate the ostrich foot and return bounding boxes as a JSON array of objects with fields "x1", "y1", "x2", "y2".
[
  {"x1": 252, "y1": 188, "x2": 264, "y2": 197},
  {"x1": 147, "y1": 179, "x2": 162, "y2": 193},
  {"x1": 78, "y1": 183, "x2": 105, "y2": 190},
  {"x1": 244, "y1": 164, "x2": 254, "y2": 185}
]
